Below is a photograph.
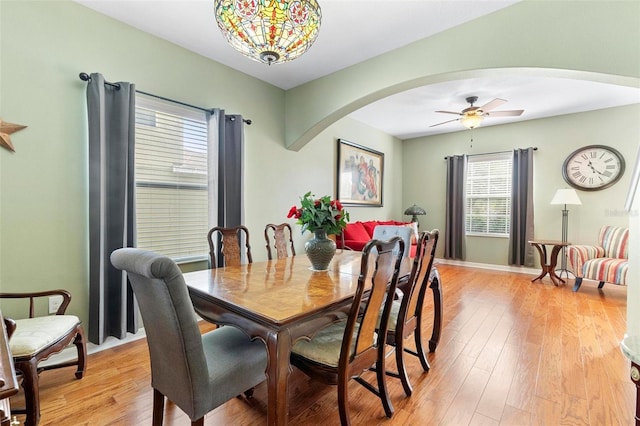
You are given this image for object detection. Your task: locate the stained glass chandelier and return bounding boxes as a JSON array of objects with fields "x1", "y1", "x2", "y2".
[{"x1": 214, "y1": 0, "x2": 322, "y2": 65}]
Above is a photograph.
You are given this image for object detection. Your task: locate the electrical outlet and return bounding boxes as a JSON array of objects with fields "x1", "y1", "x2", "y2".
[{"x1": 49, "y1": 295, "x2": 64, "y2": 314}]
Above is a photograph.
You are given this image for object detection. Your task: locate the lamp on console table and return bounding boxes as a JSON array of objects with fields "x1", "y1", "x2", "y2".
[
  {"x1": 550, "y1": 188, "x2": 582, "y2": 278},
  {"x1": 404, "y1": 204, "x2": 426, "y2": 228}
]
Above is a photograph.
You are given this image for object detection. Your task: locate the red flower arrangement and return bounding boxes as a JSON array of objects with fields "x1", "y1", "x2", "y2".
[{"x1": 287, "y1": 192, "x2": 350, "y2": 235}]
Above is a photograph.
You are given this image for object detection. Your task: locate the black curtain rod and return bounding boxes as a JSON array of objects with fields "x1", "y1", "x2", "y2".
[
  {"x1": 444, "y1": 147, "x2": 537, "y2": 160},
  {"x1": 78, "y1": 72, "x2": 252, "y2": 125}
]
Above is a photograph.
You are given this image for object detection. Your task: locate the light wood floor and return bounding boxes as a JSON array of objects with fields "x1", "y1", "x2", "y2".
[{"x1": 9, "y1": 264, "x2": 635, "y2": 425}]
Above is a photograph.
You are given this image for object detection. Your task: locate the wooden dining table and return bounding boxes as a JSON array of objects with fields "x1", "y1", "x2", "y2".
[{"x1": 183, "y1": 250, "x2": 441, "y2": 426}]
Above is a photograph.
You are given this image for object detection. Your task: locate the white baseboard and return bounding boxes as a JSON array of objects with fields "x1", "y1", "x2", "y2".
[
  {"x1": 434, "y1": 257, "x2": 542, "y2": 276},
  {"x1": 39, "y1": 328, "x2": 148, "y2": 368}
]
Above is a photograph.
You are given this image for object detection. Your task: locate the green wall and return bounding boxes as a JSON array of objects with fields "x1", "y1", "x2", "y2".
[
  {"x1": 1, "y1": 1, "x2": 639, "y2": 333},
  {"x1": 285, "y1": 0, "x2": 640, "y2": 150},
  {"x1": 0, "y1": 1, "x2": 403, "y2": 325},
  {"x1": 403, "y1": 104, "x2": 640, "y2": 265}
]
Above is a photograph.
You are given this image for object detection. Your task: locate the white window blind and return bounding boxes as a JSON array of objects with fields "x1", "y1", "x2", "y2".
[
  {"x1": 135, "y1": 95, "x2": 210, "y2": 262},
  {"x1": 465, "y1": 152, "x2": 513, "y2": 236}
]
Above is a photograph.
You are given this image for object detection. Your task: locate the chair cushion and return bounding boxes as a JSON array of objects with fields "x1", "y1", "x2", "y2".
[
  {"x1": 10, "y1": 315, "x2": 80, "y2": 357},
  {"x1": 582, "y1": 258, "x2": 628, "y2": 285},
  {"x1": 292, "y1": 321, "x2": 371, "y2": 367},
  {"x1": 377, "y1": 300, "x2": 401, "y2": 332}
]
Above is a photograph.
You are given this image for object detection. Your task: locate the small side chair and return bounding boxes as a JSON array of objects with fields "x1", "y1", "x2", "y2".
[
  {"x1": 384, "y1": 229, "x2": 439, "y2": 396},
  {"x1": 264, "y1": 223, "x2": 296, "y2": 260},
  {"x1": 110, "y1": 248, "x2": 267, "y2": 426},
  {"x1": 207, "y1": 225, "x2": 253, "y2": 268},
  {"x1": 290, "y1": 237, "x2": 405, "y2": 425},
  {"x1": 0, "y1": 290, "x2": 86, "y2": 426}
]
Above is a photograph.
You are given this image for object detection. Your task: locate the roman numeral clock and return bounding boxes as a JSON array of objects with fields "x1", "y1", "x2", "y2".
[{"x1": 562, "y1": 145, "x2": 625, "y2": 191}]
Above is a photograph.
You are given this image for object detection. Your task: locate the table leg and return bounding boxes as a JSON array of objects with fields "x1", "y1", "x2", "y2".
[
  {"x1": 547, "y1": 245, "x2": 566, "y2": 286},
  {"x1": 265, "y1": 329, "x2": 292, "y2": 426},
  {"x1": 531, "y1": 243, "x2": 549, "y2": 282}
]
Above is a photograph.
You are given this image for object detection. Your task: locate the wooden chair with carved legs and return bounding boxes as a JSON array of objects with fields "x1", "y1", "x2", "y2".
[
  {"x1": 382, "y1": 229, "x2": 439, "y2": 397},
  {"x1": 0, "y1": 290, "x2": 86, "y2": 426},
  {"x1": 207, "y1": 225, "x2": 253, "y2": 268},
  {"x1": 290, "y1": 237, "x2": 404, "y2": 425},
  {"x1": 264, "y1": 223, "x2": 296, "y2": 260}
]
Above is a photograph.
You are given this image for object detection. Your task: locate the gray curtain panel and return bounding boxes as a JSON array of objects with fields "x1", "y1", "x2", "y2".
[
  {"x1": 212, "y1": 109, "x2": 245, "y2": 267},
  {"x1": 444, "y1": 155, "x2": 466, "y2": 260},
  {"x1": 508, "y1": 147, "x2": 535, "y2": 266},
  {"x1": 87, "y1": 73, "x2": 139, "y2": 344}
]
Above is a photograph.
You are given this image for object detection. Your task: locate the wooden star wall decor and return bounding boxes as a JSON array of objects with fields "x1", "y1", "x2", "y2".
[{"x1": 0, "y1": 118, "x2": 27, "y2": 152}]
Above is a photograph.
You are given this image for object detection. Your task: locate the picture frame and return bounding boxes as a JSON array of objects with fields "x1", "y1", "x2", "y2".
[{"x1": 336, "y1": 139, "x2": 384, "y2": 206}]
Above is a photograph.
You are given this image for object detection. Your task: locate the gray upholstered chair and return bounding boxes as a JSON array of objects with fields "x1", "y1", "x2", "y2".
[
  {"x1": 110, "y1": 248, "x2": 267, "y2": 426},
  {"x1": 372, "y1": 225, "x2": 413, "y2": 258},
  {"x1": 290, "y1": 237, "x2": 405, "y2": 425},
  {"x1": 384, "y1": 229, "x2": 439, "y2": 397}
]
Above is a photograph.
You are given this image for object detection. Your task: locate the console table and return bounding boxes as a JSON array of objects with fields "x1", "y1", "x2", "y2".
[{"x1": 528, "y1": 240, "x2": 570, "y2": 286}]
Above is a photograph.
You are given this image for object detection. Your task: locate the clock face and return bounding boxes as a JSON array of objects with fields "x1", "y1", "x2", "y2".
[{"x1": 562, "y1": 145, "x2": 625, "y2": 191}]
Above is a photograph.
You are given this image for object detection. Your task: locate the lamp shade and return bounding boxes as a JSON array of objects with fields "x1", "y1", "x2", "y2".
[
  {"x1": 404, "y1": 204, "x2": 426, "y2": 216},
  {"x1": 214, "y1": 0, "x2": 322, "y2": 65},
  {"x1": 550, "y1": 188, "x2": 582, "y2": 205}
]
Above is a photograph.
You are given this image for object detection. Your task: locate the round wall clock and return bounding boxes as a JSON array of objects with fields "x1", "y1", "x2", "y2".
[{"x1": 562, "y1": 145, "x2": 625, "y2": 191}]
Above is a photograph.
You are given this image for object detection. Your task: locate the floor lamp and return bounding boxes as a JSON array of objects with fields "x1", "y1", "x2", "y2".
[{"x1": 550, "y1": 188, "x2": 582, "y2": 278}]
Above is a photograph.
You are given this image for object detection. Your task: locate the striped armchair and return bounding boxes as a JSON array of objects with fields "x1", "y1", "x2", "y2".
[{"x1": 567, "y1": 226, "x2": 629, "y2": 292}]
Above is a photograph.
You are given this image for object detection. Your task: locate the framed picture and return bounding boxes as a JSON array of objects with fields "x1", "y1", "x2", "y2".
[{"x1": 336, "y1": 139, "x2": 383, "y2": 206}]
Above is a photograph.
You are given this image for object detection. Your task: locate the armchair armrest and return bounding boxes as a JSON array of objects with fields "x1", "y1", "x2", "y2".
[
  {"x1": 0, "y1": 290, "x2": 72, "y2": 317},
  {"x1": 3, "y1": 317, "x2": 16, "y2": 339},
  {"x1": 567, "y1": 245, "x2": 605, "y2": 276}
]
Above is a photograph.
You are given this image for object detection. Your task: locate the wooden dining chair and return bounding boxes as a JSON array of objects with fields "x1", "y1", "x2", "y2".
[
  {"x1": 0, "y1": 290, "x2": 86, "y2": 426},
  {"x1": 264, "y1": 223, "x2": 296, "y2": 260},
  {"x1": 290, "y1": 237, "x2": 405, "y2": 425},
  {"x1": 383, "y1": 229, "x2": 439, "y2": 397},
  {"x1": 207, "y1": 225, "x2": 253, "y2": 268},
  {"x1": 110, "y1": 248, "x2": 268, "y2": 426}
]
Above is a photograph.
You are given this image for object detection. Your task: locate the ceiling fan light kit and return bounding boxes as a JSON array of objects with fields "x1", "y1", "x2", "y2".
[
  {"x1": 214, "y1": 0, "x2": 322, "y2": 65},
  {"x1": 431, "y1": 95, "x2": 524, "y2": 130}
]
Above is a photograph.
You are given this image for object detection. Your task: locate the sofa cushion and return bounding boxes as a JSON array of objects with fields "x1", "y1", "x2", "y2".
[
  {"x1": 343, "y1": 221, "x2": 370, "y2": 242},
  {"x1": 361, "y1": 221, "x2": 379, "y2": 237}
]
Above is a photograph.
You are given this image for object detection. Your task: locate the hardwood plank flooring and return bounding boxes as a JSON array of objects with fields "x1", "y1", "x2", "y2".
[{"x1": 8, "y1": 264, "x2": 634, "y2": 425}]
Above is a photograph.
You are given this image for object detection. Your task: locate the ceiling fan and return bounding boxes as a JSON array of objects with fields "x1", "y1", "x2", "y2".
[{"x1": 430, "y1": 96, "x2": 524, "y2": 129}]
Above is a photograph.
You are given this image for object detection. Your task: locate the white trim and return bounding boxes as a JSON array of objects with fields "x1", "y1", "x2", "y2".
[{"x1": 435, "y1": 257, "x2": 540, "y2": 276}]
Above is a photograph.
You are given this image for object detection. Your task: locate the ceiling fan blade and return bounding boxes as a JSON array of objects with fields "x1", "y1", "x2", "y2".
[
  {"x1": 435, "y1": 110, "x2": 462, "y2": 116},
  {"x1": 429, "y1": 118, "x2": 460, "y2": 127},
  {"x1": 485, "y1": 110, "x2": 524, "y2": 117},
  {"x1": 479, "y1": 98, "x2": 507, "y2": 112}
]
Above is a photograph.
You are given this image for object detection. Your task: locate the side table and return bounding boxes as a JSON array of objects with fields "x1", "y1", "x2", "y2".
[{"x1": 528, "y1": 240, "x2": 570, "y2": 286}]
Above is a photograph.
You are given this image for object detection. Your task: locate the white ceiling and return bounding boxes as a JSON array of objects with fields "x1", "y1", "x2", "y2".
[{"x1": 74, "y1": 0, "x2": 640, "y2": 140}]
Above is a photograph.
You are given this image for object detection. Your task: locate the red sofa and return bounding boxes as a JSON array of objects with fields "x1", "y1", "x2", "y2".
[{"x1": 336, "y1": 220, "x2": 418, "y2": 257}]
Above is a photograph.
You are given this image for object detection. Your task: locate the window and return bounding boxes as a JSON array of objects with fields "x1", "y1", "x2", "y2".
[
  {"x1": 465, "y1": 152, "x2": 512, "y2": 236},
  {"x1": 135, "y1": 95, "x2": 210, "y2": 262}
]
